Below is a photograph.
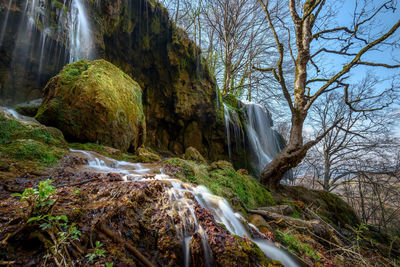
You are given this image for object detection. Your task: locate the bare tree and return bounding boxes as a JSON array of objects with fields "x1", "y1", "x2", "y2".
[
  {"x1": 304, "y1": 76, "x2": 396, "y2": 191},
  {"x1": 160, "y1": 0, "x2": 279, "y2": 101},
  {"x1": 255, "y1": 0, "x2": 400, "y2": 189},
  {"x1": 339, "y1": 147, "x2": 400, "y2": 231}
]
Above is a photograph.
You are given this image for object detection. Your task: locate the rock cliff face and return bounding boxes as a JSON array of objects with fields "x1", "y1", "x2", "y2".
[
  {"x1": 0, "y1": 0, "x2": 226, "y2": 159},
  {"x1": 0, "y1": 0, "x2": 69, "y2": 105},
  {"x1": 90, "y1": 0, "x2": 225, "y2": 159}
]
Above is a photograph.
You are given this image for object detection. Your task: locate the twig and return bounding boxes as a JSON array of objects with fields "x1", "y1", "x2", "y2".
[{"x1": 97, "y1": 223, "x2": 156, "y2": 267}]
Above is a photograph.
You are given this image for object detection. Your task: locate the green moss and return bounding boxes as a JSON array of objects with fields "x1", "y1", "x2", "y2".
[
  {"x1": 0, "y1": 116, "x2": 25, "y2": 144},
  {"x1": 14, "y1": 105, "x2": 39, "y2": 117},
  {"x1": 317, "y1": 191, "x2": 360, "y2": 227},
  {"x1": 0, "y1": 113, "x2": 67, "y2": 169},
  {"x1": 3, "y1": 139, "x2": 64, "y2": 165},
  {"x1": 223, "y1": 94, "x2": 241, "y2": 111},
  {"x1": 164, "y1": 158, "x2": 275, "y2": 212},
  {"x1": 36, "y1": 60, "x2": 146, "y2": 152},
  {"x1": 276, "y1": 231, "x2": 321, "y2": 262}
]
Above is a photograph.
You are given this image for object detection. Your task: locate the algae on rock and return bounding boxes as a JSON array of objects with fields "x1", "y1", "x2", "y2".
[{"x1": 36, "y1": 59, "x2": 146, "y2": 152}]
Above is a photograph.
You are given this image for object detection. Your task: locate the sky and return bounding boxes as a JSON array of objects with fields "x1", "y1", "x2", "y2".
[{"x1": 314, "y1": 1, "x2": 400, "y2": 135}]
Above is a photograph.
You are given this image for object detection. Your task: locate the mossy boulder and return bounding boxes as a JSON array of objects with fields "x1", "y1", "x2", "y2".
[
  {"x1": 13, "y1": 99, "x2": 42, "y2": 117},
  {"x1": 35, "y1": 59, "x2": 146, "y2": 152},
  {"x1": 134, "y1": 147, "x2": 161, "y2": 163},
  {"x1": 0, "y1": 111, "x2": 68, "y2": 177},
  {"x1": 185, "y1": 146, "x2": 206, "y2": 163}
]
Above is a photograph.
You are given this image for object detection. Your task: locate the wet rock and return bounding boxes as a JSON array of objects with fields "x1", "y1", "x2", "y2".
[
  {"x1": 35, "y1": 60, "x2": 146, "y2": 152},
  {"x1": 134, "y1": 147, "x2": 161, "y2": 163},
  {"x1": 0, "y1": 109, "x2": 68, "y2": 180},
  {"x1": 13, "y1": 99, "x2": 42, "y2": 117},
  {"x1": 184, "y1": 147, "x2": 206, "y2": 163}
]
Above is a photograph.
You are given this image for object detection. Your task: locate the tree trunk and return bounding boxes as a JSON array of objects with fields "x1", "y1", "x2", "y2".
[
  {"x1": 260, "y1": 114, "x2": 307, "y2": 190},
  {"x1": 323, "y1": 152, "x2": 331, "y2": 191}
]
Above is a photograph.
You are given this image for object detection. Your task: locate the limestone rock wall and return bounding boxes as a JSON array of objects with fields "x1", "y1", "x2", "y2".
[{"x1": 0, "y1": 0, "x2": 227, "y2": 160}]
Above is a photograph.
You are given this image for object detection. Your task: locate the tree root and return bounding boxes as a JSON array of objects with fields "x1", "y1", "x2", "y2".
[
  {"x1": 248, "y1": 209, "x2": 342, "y2": 245},
  {"x1": 97, "y1": 223, "x2": 156, "y2": 267}
]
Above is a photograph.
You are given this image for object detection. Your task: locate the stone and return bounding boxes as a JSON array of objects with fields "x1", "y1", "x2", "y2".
[
  {"x1": 14, "y1": 99, "x2": 42, "y2": 117},
  {"x1": 35, "y1": 59, "x2": 146, "y2": 152},
  {"x1": 184, "y1": 147, "x2": 206, "y2": 163},
  {"x1": 135, "y1": 147, "x2": 161, "y2": 163}
]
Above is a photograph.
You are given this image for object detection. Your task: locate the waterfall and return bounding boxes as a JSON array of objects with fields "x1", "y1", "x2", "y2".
[
  {"x1": 223, "y1": 103, "x2": 245, "y2": 162},
  {"x1": 69, "y1": 149, "x2": 300, "y2": 267},
  {"x1": 0, "y1": 0, "x2": 95, "y2": 104},
  {"x1": 223, "y1": 100, "x2": 286, "y2": 175},
  {"x1": 69, "y1": 0, "x2": 94, "y2": 62},
  {"x1": 242, "y1": 101, "x2": 284, "y2": 174},
  {"x1": 0, "y1": 0, "x2": 13, "y2": 47}
]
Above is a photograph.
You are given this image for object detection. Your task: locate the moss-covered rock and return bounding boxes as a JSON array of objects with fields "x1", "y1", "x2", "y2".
[
  {"x1": 185, "y1": 146, "x2": 206, "y2": 163},
  {"x1": 36, "y1": 59, "x2": 146, "y2": 152},
  {"x1": 278, "y1": 186, "x2": 360, "y2": 228},
  {"x1": 134, "y1": 147, "x2": 161, "y2": 162},
  {"x1": 13, "y1": 99, "x2": 42, "y2": 117},
  {"x1": 163, "y1": 158, "x2": 275, "y2": 213},
  {"x1": 0, "y1": 111, "x2": 68, "y2": 178}
]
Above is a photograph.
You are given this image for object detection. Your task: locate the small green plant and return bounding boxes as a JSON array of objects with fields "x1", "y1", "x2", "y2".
[
  {"x1": 13, "y1": 179, "x2": 56, "y2": 217},
  {"x1": 73, "y1": 188, "x2": 80, "y2": 196},
  {"x1": 13, "y1": 179, "x2": 81, "y2": 266},
  {"x1": 105, "y1": 263, "x2": 114, "y2": 267},
  {"x1": 353, "y1": 223, "x2": 369, "y2": 250},
  {"x1": 276, "y1": 230, "x2": 321, "y2": 262},
  {"x1": 86, "y1": 241, "x2": 106, "y2": 262}
]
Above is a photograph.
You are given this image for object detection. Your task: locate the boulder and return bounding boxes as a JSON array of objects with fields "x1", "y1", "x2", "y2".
[
  {"x1": 134, "y1": 147, "x2": 161, "y2": 163},
  {"x1": 35, "y1": 59, "x2": 146, "y2": 152},
  {"x1": 184, "y1": 146, "x2": 206, "y2": 163},
  {"x1": 14, "y1": 99, "x2": 42, "y2": 117},
  {"x1": 0, "y1": 109, "x2": 68, "y2": 178}
]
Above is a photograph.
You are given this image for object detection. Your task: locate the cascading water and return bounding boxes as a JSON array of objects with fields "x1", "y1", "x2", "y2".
[
  {"x1": 223, "y1": 100, "x2": 286, "y2": 175},
  {"x1": 0, "y1": 0, "x2": 13, "y2": 47},
  {"x1": 68, "y1": 0, "x2": 94, "y2": 62},
  {"x1": 223, "y1": 103, "x2": 245, "y2": 162},
  {"x1": 242, "y1": 101, "x2": 285, "y2": 174},
  {"x1": 0, "y1": 0, "x2": 95, "y2": 104},
  {"x1": 70, "y1": 149, "x2": 300, "y2": 267}
]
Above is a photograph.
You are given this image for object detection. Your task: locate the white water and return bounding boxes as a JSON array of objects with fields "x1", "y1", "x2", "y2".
[
  {"x1": 223, "y1": 100, "x2": 284, "y2": 174},
  {"x1": 242, "y1": 101, "x2": 283, "y2": 174},
  {"x1": 69, "y1": 0, "x2": 94, "y2": 62},
  {"x1": 71, "y1": 149, "x2": 299, "y2": 267},
  {"x1": 0, "y1": 107, "x2": 39, "y2": 124},
  {"x1": 1, "y1": 0, "x2": 94, "y2": 85}
]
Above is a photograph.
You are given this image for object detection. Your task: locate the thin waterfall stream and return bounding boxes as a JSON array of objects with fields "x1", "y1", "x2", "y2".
[{"x1": 69, "y1": 148, "x2": 300, "y2": 267}]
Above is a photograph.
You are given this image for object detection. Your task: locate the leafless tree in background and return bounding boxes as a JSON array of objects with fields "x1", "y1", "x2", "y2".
[
  {"x1": 158, "y1": 0, "x2": 282, "y2": 104},
  {"x1": 255, "y1": 0, "x2": 400, "y2": 189},
  {"x1": 303, "y1": 75, "x2": 397, "y2": 192}
]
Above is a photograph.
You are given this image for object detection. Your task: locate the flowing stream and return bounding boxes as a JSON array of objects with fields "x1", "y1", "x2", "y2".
[{"x1": 69, "y1": 149, "x2": 300, "y2": 267}]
